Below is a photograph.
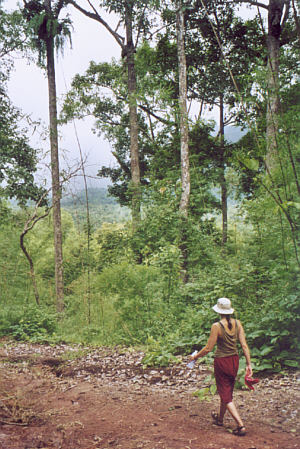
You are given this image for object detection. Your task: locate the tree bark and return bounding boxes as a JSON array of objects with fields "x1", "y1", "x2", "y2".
[
  {"x1": 125, "y1": 4, "x2": 141, "y2": 226},
  {"x1": 219, "y1": 95, "x2": 228, "y2": 245},
  {"x1": 235, "y1": 0, "x2": 290, "y2": 171},
  {"x1": 176, "y1": 3, "x2": 190, "y2": 283},
  {"x1": 68, "y1": 0, "x2": 142, "y2": 226},
  {"x1": 177, "y1": 3, "x2": 190, "y2": 218},
  {"x1": 266, "y1": 0, "x2": 287, "y2": 172},
  {"x1": 45, "y1": 26, "x2": 64, "y2": 313},
  {"x1": 292, "y1": 0, "x2": 300, "y2": 41}
]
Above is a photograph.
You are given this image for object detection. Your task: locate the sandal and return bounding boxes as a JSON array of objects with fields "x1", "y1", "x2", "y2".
[
  {"x1": 211, "y1": 412, "x2": 223, "y2": 426},
  {"x1": 233, "y1": 426, "x2": 246, "y2": 436}
]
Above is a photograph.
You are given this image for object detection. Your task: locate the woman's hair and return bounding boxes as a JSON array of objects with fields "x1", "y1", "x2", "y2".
[{"x1": 226, "y1": 315, "x2": 233, "y2": 330}]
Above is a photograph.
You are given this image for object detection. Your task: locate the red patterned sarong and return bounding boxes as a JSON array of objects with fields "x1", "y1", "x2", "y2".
[{"x1": 214, "y1": 355, "x2": 239, "y2": 404}]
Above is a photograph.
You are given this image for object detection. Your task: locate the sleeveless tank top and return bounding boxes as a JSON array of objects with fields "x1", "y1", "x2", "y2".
[{"x1": 214, "y1": 319, "x2": 239, "y2": 358}]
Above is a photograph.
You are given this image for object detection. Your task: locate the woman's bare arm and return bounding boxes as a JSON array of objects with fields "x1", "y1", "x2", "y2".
[
  {"x1": 191, "y1": 323, "x2": 219, "y2": 360},
  {"x1": 238, "y1": 321, "x2": 253, "y2": 376}
]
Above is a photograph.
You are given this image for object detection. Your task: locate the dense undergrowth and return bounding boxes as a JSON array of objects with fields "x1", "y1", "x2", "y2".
[
  {"x1": 1, "y1": 0, "x2": 299, "y2": 380},
  {"x1": 0, "y1": 186, "x2": 299, "y2": 374}
]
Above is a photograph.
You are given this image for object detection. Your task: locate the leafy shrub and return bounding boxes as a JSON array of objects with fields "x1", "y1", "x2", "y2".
[
  {"x1": 193, "y1": 383, "x2": 217, "y2": 402},
  {"x1": 94, "y1": 224, "x2": 129, "y2": 271},
  {"x1": 5, "y1": 305, "x2": 58, "y2": 343},
  {"x1": 94, "y1": 262, "x2": 183, "y2": 344},
  {"x1": 142, "y1": 348, "x2": 180, "y2": 367},
  {"x1": 245, "y1": 292, "x2": 300, "y2": 371}
]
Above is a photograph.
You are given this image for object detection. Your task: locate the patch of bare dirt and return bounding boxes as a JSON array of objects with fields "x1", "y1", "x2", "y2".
[{"x1": 0, "y1": 340, "x2": 299, "y2": 449}]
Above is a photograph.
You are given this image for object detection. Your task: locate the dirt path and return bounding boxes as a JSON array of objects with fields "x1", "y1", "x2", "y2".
[{"x1": 0, "y1": 341, "x2": 299, "y2": 449}]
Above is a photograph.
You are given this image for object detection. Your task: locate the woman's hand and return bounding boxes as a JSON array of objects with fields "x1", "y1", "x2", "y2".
[
  {"x1": 189, "y1": 350, "x2": 199, "y2": 361},
  {"x1": 246, "y1": 364, "x2": 253, "y2": 377}
]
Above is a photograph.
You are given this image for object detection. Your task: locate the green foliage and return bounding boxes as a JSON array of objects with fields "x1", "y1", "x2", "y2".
[
  {"x1": 60, "y1": 272, "x2": 117, "y2": 345},
  {"x1": 0, "y1": 3, "x2": 46, "y2": 206},
  {"x1": 1, "y1": 0, "x2": 299, "y2": 377},
  {"x1": 0, "y1": 6, "x2": 28, "y2": 65},
  {"x1": 142, "y1": 336, "x2": 182, "y2": 367},
  {"x1": 24, "y1": 209, "x2": 82, "y2": 285},
  {"x1": 94, "y1": 262, "x2": 170, "y2": 344},
  {"x1": 0, "y1": 92, "x2": 46, "y2": 206},
  {"x1": 142, "y1": 349, "x2": 179, "y2": 367},
  {"x1": 0, "y1": 212, "x2": 34, "y2": 303},
  {"x1": 98, "y1": 0, "x2": 159, "y2": 35},
  {"x1": 22, "y1": 0, "x2": 72, "y2": 65},
  {"x1": 193, "y1": 359, "x2": 247, "y2": 402},
  {"x1": 0, "y1": 200, "x2": 12, "y2": 227},
  {"x1": 193, "y1": 384, "x2": 217, "y2": 402},
  {"x1": 93, "y1": 224, "x2": 129, "y2": 271},
  {"x1": 1, "y1": 184, "x2": 299, "y2": 373},
  {"x1": 61, "y1": 188, "x2": 130, "y2": 229},
  {"x1": 1, "y1": 305, "x2": 58, "y2": 343},
  {"x1": 246, "y1": 293, "x2": 300, "y2": 371}
]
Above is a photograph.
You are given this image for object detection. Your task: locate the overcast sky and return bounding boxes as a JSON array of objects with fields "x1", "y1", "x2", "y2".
[{"x1": 5, "y1": 1, "x2": 259, "y2": 191}]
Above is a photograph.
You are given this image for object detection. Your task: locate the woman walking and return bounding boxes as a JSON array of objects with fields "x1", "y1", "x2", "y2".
[{"x1": 190, "y1": 297, "x2": 252, "y2": 436}]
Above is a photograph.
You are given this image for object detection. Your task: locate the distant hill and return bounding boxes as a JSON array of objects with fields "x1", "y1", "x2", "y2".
[
  {"x1": 225, "y1": 126, "x2": 247, "y2": 143},
  {"x1": 61, "y1": 187, "x2": 130, "y2": 228},
  {"x1": 62, "y1": 187, "x2": 118, "y2": 207}
]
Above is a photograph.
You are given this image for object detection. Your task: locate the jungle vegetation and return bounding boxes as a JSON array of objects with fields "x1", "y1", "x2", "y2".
[{"x1": 0, "y1": 0, "x2": 299, "y2": 373}]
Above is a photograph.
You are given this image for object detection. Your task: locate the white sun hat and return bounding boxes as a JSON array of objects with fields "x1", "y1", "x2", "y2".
[{"x1": 212, "y1": 297, "x2": 234, "y2": 315}]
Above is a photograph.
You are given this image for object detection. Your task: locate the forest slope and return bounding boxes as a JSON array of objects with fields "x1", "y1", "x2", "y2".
[{"x1": 61, "y1": 187, "x2": 130, "y2": 228}]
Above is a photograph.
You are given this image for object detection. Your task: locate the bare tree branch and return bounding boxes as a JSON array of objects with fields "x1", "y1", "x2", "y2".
[
  {"x1": 138, "y1": 103, "x2": 174, "y2": 126},
  {"x1": 112, "y1": 151, "x2": 131, "y2": 177},
  {"x1": 19, "y1": 164, "x2": 82, "y2": 305},
  {"x1": 68, "y1": 0, "x2": 125, "y2": 48},
  {"x1": 231, "y1": 0, "x2": 269, "y2": 10}
]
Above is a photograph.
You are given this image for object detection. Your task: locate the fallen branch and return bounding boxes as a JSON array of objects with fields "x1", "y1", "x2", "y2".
[{"x1": 0, "y1": 419, "x2": 28, "y2": 426}]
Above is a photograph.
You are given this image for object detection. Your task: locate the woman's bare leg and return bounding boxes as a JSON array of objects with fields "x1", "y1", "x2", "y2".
[
  {"x1": 226, "y1": 401, "x2": 244, "y2": 428},
  {"x1": 218, "y1": 400, "x2": 227, "y2": 423}
]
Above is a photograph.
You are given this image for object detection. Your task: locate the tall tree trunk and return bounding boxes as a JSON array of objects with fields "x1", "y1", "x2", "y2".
[
  {"x1": 177, "y1": 2, "x2": 190, "y2": 283},
  {"x1": 219, "y1": 94, "x2": 227, "y2": 245},
  {"x1": 177, "y1": 3, "x2": 190, "y2": 218},
  {"x1": 46, "y1": 32, "x2": 64, "y2": 313},
  {"x1": 292, "y1": 0, "x2": 300, "y2": 41},
  {"x1": 266, "y1": 0, "x2": 285, "y2": 172},
  {"x1": 125, "y1": 5, "x2": 141, "y2": 226},
  {"x1": 67, "y1": 0, "x2": 142, "y2": 226}
]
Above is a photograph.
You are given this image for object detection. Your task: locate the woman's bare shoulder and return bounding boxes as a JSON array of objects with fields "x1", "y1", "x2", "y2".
[
  {"x1": 212, "y1": 322, "x2": 221, "y2": 332},
  {"x1": 212, "y1": 321, "x2": 220, "y2": 327},
  {"x1": 236, "y1": 319, "x2": 245, "y2": 331}
]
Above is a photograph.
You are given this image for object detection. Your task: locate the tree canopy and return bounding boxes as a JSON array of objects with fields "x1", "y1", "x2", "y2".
[{"x1": 0, "y1": 3, "x2": 46, "y2": 205}]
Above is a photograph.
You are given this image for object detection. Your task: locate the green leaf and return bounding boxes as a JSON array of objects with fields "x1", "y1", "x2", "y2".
[
  {"x1": 283, "y1": 360, "x2": 299, "y2": 368},
  {"x1": 210, "y1": 383, "x2": 217, "y2": 395},
  {"x1": 286, "y1": 201, "x2": 300, "y2": 210},
  {"x1": 255, "y1": 362, "x2": 273, "y2": 372},
  {"x1": 193, "y1": 387, "x2": 212, "y2": 402},
  {"x1": 260, "y1": 345, "x2": 274, "y2": 356},
  {"x1": 239, "y1": 156, "x2": 259, "y2": 171}
]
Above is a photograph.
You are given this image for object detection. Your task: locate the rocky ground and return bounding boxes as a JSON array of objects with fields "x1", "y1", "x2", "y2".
[{"x1": 0, "y1": 340, "x2": 299, "y2": 449}]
